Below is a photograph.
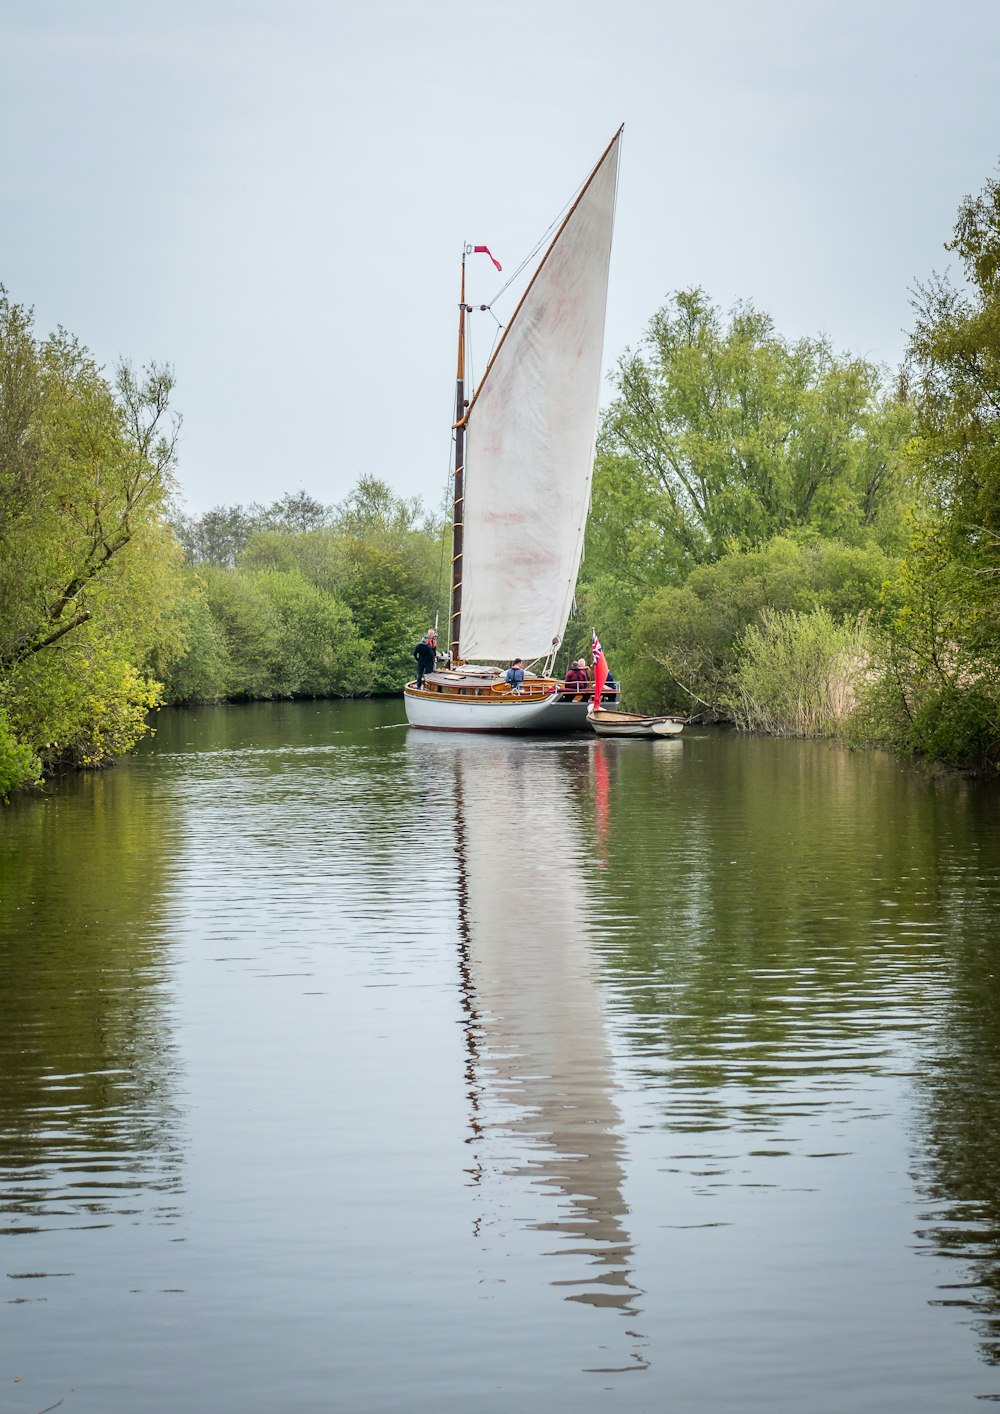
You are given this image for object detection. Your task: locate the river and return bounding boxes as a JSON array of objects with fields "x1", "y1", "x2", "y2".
[{"x1": 2, "y1": 699, "x2": 1000, "y2": 1412}]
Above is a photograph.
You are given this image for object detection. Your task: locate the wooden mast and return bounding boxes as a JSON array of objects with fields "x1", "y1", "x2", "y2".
[{"x1": 449, "y1": 252, "x2": 467, "y2": 665}]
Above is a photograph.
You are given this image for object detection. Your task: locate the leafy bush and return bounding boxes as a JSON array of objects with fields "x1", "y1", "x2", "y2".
[
  {"x1": 163, "y1": 565, "x2": 375, "y2": 703},
  {"x1": 854, "y1": 517, "x2": 1000, "y2": 770},
  {"x1": 4, "y1": 638, "x2": 163, "y2": 771},
  {"x1": 158, "y1": 581, "x2": 231, "y2": 703},
  {"x1": 727, "y1": 607, "x2": 870, "y2": 736},
  {"x1": 622, "y1": 534, "x2": 891, "y2": 714},
  {"x1": 198, "y1": 567, "x2": 292, "y2": 699},
  {"x1": 253, "y1": 569, "x2": 373, "y2": 697},
  {"x1": 0, "y1": 708, "x2": 41, "y2": 799},
  {"x1": 168, "y1": 477, "x2": 448, "y2": 699}
]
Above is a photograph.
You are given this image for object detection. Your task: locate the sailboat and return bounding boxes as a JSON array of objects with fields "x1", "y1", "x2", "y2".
[{"x1": 404, "y1": 128, "x2": 624, "y2": 732}]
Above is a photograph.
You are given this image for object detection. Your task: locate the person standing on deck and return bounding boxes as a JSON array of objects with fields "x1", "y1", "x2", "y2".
[{"x1": 413, "y1": 631, "x2": 438, "y2": 688}]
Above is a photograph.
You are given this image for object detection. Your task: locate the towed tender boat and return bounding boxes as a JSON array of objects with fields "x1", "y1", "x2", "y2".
[{"x1": 587, "y1": 709, "x2": 685, "y2": 738}]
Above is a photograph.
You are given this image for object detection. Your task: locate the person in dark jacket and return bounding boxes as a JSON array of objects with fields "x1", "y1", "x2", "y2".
[
  {"x1": 413, "y1": 631, "x2": 438, "y2": 688},
  {"x1": 564, "y1": 658, "x2": 590, "y2": 696}
]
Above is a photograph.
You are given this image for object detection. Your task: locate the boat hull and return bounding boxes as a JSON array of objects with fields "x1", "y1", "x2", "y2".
[{"x1": 405, "y1": 685, "x2": 593, "y2": 733}]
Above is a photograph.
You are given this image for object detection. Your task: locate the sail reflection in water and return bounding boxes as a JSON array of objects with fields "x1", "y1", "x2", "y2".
[{"x1": 408, "y1": 735, "x2": 646, "y2": 1361}]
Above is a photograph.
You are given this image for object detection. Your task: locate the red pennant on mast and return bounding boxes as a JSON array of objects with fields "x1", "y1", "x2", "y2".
[{"x1": 473, "y1": 244, "x2": 502, "y2": 272}]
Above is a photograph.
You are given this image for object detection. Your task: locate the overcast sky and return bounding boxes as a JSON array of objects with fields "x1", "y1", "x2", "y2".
[{"x1": 2, "y1": 0, "x2": 998, "y2": 516}]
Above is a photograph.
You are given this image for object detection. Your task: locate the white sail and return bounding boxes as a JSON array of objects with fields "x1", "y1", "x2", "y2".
[{"x1": 459, "y1": 131, "x2": 622, "y2": 662}]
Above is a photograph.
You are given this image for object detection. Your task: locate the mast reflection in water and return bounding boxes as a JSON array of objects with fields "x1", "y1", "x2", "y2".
[{"x1": 409, "y1": 734, "x2": 648, "y2": 1371}]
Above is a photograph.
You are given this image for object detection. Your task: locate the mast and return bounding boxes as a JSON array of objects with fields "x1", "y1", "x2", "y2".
[{"x1": 448, "y1": 253, "x2": 467, "y2": 665}]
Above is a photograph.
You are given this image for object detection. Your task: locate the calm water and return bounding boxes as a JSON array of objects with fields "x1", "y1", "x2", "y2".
[{"x1": 2, "y1": 700, "x2": 1000, "y2": 1412}]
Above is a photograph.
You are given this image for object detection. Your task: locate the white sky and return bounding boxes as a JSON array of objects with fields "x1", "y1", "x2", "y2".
[{"x1": 2, "y1": 0, "x2": 998, "y2": 516}]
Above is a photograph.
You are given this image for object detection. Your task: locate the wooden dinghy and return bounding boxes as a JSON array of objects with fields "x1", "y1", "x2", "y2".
[{"x1": 587, "y1": 709, "x2": 685, "y2": 738}]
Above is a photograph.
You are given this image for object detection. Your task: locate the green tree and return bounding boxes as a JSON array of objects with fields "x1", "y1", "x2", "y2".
[
  {"x1": 0, "y1": 294, "x2": 179, "y2": 673},
  {"x1": 198, "y1": 567, "x2": 290, "y2": 699},
  {"x1": 170, "y1": 476, "x2": 447, "y2": 697},
  {"x1": 171, "y1": 504, "x2": 257, "y2": 566},
  {"x1": 858, "y1": 517, "x2": 1000, "y2": 766},
  {"x1": 585, "y1": 290, "x2": 912, "y2": 603},
  {"x1": 0, "y1": 292, "x2": 183, "y2": 791},
  {"x1": 259, "y1": 490, "x2": 331, "y2": 534},
  {"x1": 171, "y1": 490, "x2": 334, "y2": 566},
  {"x1": 156, "y1": 573, "x2": 232, "y2": 703},
  {"x1": 238, "y1": 526, "x2": 349, "y2": 594},
  {"x1": 314, "y1": 477, "x2": 444, "y2": 692},
  {"x1": 252, "y1": 569, "x2": 372, "y2": 697},
  {"x1": 908, "y1": 170, "x2": 1000, "y2": 561},
  {"x1": 861, "y1": 166, "x2": 1000, "y2": 769}
]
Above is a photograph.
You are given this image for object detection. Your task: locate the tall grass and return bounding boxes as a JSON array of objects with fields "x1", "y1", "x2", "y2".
[{"x1": 728, "y1": 607, "x2": 869, "y2": 737}]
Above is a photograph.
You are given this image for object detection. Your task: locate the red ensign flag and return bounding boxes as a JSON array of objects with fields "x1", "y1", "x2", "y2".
[{"x1": 591, "y1": 631, "x2": 608, "y2": 710}]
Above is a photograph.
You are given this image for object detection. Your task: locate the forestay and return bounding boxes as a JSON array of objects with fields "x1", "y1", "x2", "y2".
[{"x1": 459, "y1": 131, "x2": 622, "y2": 662}]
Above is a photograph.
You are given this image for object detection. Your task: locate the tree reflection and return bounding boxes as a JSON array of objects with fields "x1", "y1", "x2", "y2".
[
  {"x1": 586, "y1": 739, "x2": 956, "y2": 1116},
  {"x1": 0, "y1": 765, "x2": 183, "y2": 1237},
  {"x1": 905, "y1": 789, "x2": 1000, "y2": 1367},
  {"x1": 585, "y1": 733, "x2": 1000, "y2": 1374}
]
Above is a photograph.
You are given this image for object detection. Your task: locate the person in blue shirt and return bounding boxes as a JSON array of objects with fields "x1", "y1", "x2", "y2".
[{"x1": 505, "y1": 658, "x2": 525, "y2": 693}]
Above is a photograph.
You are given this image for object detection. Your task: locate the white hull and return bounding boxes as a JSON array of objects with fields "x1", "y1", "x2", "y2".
[{"x1": 405, "y1": 684, "x2": 593, "y2": 733}]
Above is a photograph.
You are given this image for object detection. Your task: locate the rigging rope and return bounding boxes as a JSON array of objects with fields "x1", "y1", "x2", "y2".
[
  {"x1": 481, "y1": 306, "x2": 504, "y2": 373},
  {"x1": 465, "y1": 178, "x2": 580, "y2": 395},
  {"x1": 484, "y1": 177, "x2": 579, "y2": 307}
]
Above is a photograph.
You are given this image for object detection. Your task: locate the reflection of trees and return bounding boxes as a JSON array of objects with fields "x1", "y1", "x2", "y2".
[
  {"x1": 588, "y1": 732, "x2": 1000, "y2": 1371},
  {"x1": 408, "y1": 735, "x2": 647, "y2": 1370},
  {"x1": 0, "y1": 766, "x2": 182, "y2": 1233},
  {"x1": 904, "y1": 790, "x2": 1000, "y2": 1367},
  {"x1": 587, "y1": 739, "x2": 958, "y2": 1120}
]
